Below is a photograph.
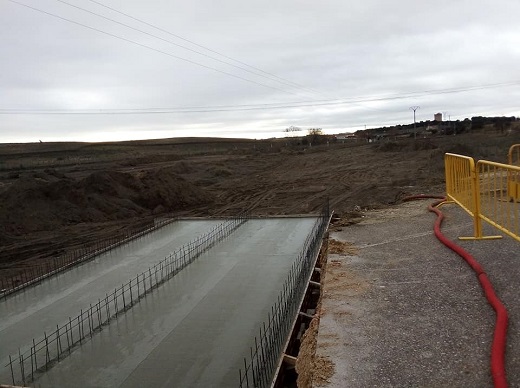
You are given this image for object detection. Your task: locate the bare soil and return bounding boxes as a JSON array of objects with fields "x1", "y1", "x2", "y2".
[
  {"x1": 0, "y1": 132, "x2": 518, "y2": 276},
  {"x1": 296, "y1": 316, "x2": 321, "y2": 388},
  {"x1": 328, "y1": 239, "x2": 358, "y2": 255}
]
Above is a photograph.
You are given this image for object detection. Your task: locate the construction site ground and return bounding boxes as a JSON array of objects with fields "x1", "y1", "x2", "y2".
[
  {"x1": 1, "y1": 132, "x2": 520, "y2": 387},
  {"x1": 311, "y1": 200, "x2": 519, "y2": 388},
  {"x1": 3, "y1": 132, "x2": 519, "y2": 270},
  {"x1": 22, "y1": 218, "x2": 318, "y2": 388}
]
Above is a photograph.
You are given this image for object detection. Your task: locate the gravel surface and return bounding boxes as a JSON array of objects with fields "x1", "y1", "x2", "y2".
[{"x1": 317, "y1": 200, "x2": 519, "y2": 387}]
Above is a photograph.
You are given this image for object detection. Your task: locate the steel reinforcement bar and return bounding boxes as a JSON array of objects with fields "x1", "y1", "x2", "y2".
[
  {"x1": 238, "y1": 204, "x2": 330, "y2": 388},
  {"x1": 1, "y1": 218, "x2": 177, "y2": 298},
  {"x1": 5, "y1": 213, "x2": 249, "y2": 386}
]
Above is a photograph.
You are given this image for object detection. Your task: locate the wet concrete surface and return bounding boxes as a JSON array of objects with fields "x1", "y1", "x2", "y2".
[
  {"x1": 0, "y1": 220, "x2": 223, "y2": 375},
  {"x1": 24, "y1": 218, "x2": 318, "y2": 387},
  {"x1": 318, "y1": 201, "x2": 519, "y2": 387}
]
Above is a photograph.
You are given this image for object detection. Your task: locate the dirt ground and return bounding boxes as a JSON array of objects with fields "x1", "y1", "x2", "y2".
[{"x1": 0, "y1": 132, "x2": 518, "y2": 279}]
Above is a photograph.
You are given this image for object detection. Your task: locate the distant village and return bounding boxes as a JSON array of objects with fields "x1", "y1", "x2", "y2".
[
  {"x1": 343, "y1": 114, "x2": 518, "y2": 142},
  {"x1": 286, "y1": 114, "x2": 519, "y2": 145}
]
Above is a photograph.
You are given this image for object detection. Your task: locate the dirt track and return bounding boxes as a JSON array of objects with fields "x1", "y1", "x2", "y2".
[{"x1": 0, "y1": 132, "x2": 518, "y2": 275}]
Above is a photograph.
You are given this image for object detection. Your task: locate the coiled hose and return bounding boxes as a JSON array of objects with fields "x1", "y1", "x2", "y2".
[{"x1": 404, "y1": 195, "x2": 509, "y2": 388}]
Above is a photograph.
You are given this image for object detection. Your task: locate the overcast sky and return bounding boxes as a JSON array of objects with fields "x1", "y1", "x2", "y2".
[{"x1": 1, "y1": 0, "x2": 520, "y2": 143}]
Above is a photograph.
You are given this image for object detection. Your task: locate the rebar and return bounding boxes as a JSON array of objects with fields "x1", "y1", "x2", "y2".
[
  {"x1": 6, "y1": 213, "x2": 250, "y2": 385},
  {"x1": 238, "y1": 204, "x2": 329, "y2": 387}
]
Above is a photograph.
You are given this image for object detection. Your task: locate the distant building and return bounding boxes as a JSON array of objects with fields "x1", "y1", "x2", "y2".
[
  {"x1": 336, "y1": 133, "x2": 358, "y2": 141},
  {"x1": 434, "y1": 113, "x2": 443, "y2": 122}
]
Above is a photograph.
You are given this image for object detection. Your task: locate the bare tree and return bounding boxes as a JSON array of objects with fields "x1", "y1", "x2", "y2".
[
  {"x1": 284, "y1": 126, "x2": 302, "y2": 138},
  {"x1": 307, "y1": 128, "x2": 325, "y2": 145},
  {"x1": 307, "y1": 128, "x2": 323, "y2": 136}
]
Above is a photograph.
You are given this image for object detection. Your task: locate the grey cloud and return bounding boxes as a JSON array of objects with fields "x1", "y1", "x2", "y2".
[{"x1": 1, "y1": 0, "x2": 519, "y2": 142}]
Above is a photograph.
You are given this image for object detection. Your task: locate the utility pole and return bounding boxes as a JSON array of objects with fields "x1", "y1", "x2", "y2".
[{"x1": 409, "y1": 106, "x2": 420, "y2": 139}]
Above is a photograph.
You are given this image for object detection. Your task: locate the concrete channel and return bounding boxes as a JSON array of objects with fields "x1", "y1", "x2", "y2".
[
  {"x1": 0, "y1": 220, "x2": 223, "y2": 381},
  {"x1": 1, "y1": 217, "x2": 319, "y2": 387}
]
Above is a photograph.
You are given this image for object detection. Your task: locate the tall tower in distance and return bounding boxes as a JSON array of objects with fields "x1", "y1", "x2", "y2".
[{"x1": 434, "y1": 112, "x2": 443, "y2": 122}]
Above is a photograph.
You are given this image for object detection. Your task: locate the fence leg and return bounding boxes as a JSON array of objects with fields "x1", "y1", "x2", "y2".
[{"x1": 473, "y1": 166, "x2": 484, "y2": 239}]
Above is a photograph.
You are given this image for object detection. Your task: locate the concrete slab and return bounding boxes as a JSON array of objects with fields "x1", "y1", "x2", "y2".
[
  {"x1": 317, "y1": 201, "x2": 519, "y2": 387},
  {"x1": 0, "y1": 220, "x2": 223, "y2": 373},
  {"x1": 27, "y1": 218, "x2": 318, "y2": 387}
]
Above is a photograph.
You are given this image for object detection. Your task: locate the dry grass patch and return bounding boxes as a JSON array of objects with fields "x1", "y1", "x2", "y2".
[{"x1": 328, "y1": 238, "x2": 358, "y2": 255}]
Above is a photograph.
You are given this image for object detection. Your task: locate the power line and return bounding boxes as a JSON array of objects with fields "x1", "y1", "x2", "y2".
[
  {"x1": 85, "y1": 0, "x2": 328, "y2": 98},
  {"x1": 6, "y1": 0, "x2": 306, "y2": 97},
  {"x1": 53, "y1": 0, "x2": 321, "y2": 98},
  {"x1": 6, "y1": 1, "x2": 391, "y2": 113},
  {"x1": 0, "y1": 99, "x2": 335, "y2": 112},
  {"x1": 4, "y1": 1, "x2": 520, "y2": 116},
  {"x1": 3, "y1": 81, "x2": 519, "y2": 115}
]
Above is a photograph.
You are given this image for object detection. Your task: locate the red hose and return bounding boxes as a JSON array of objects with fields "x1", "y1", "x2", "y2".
[{"x1": 403, "y1": 195, "x2": 509, "y2": 388}]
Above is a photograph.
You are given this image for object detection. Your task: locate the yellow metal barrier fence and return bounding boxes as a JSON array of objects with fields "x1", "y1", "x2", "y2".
[
  {"x1": 508, "y1": 144, "x2": 520, "y2": 166},
  {"x1": 444, "y1": 152, "x2": 478, "y2": 215},
  {"x1": 507, "y1": 144, "x2": 520, "y2": 202},
  {"x1": 477, "y1": 160, "x2": 520, "y2": 242},
  {"x1": 444, "y1": 152, "x2": 520, "y2": 242}
]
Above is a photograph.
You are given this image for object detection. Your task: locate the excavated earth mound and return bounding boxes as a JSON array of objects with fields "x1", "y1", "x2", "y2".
[{"x1": 0, "y1": 168, "x2": 212, "y2": 243}]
